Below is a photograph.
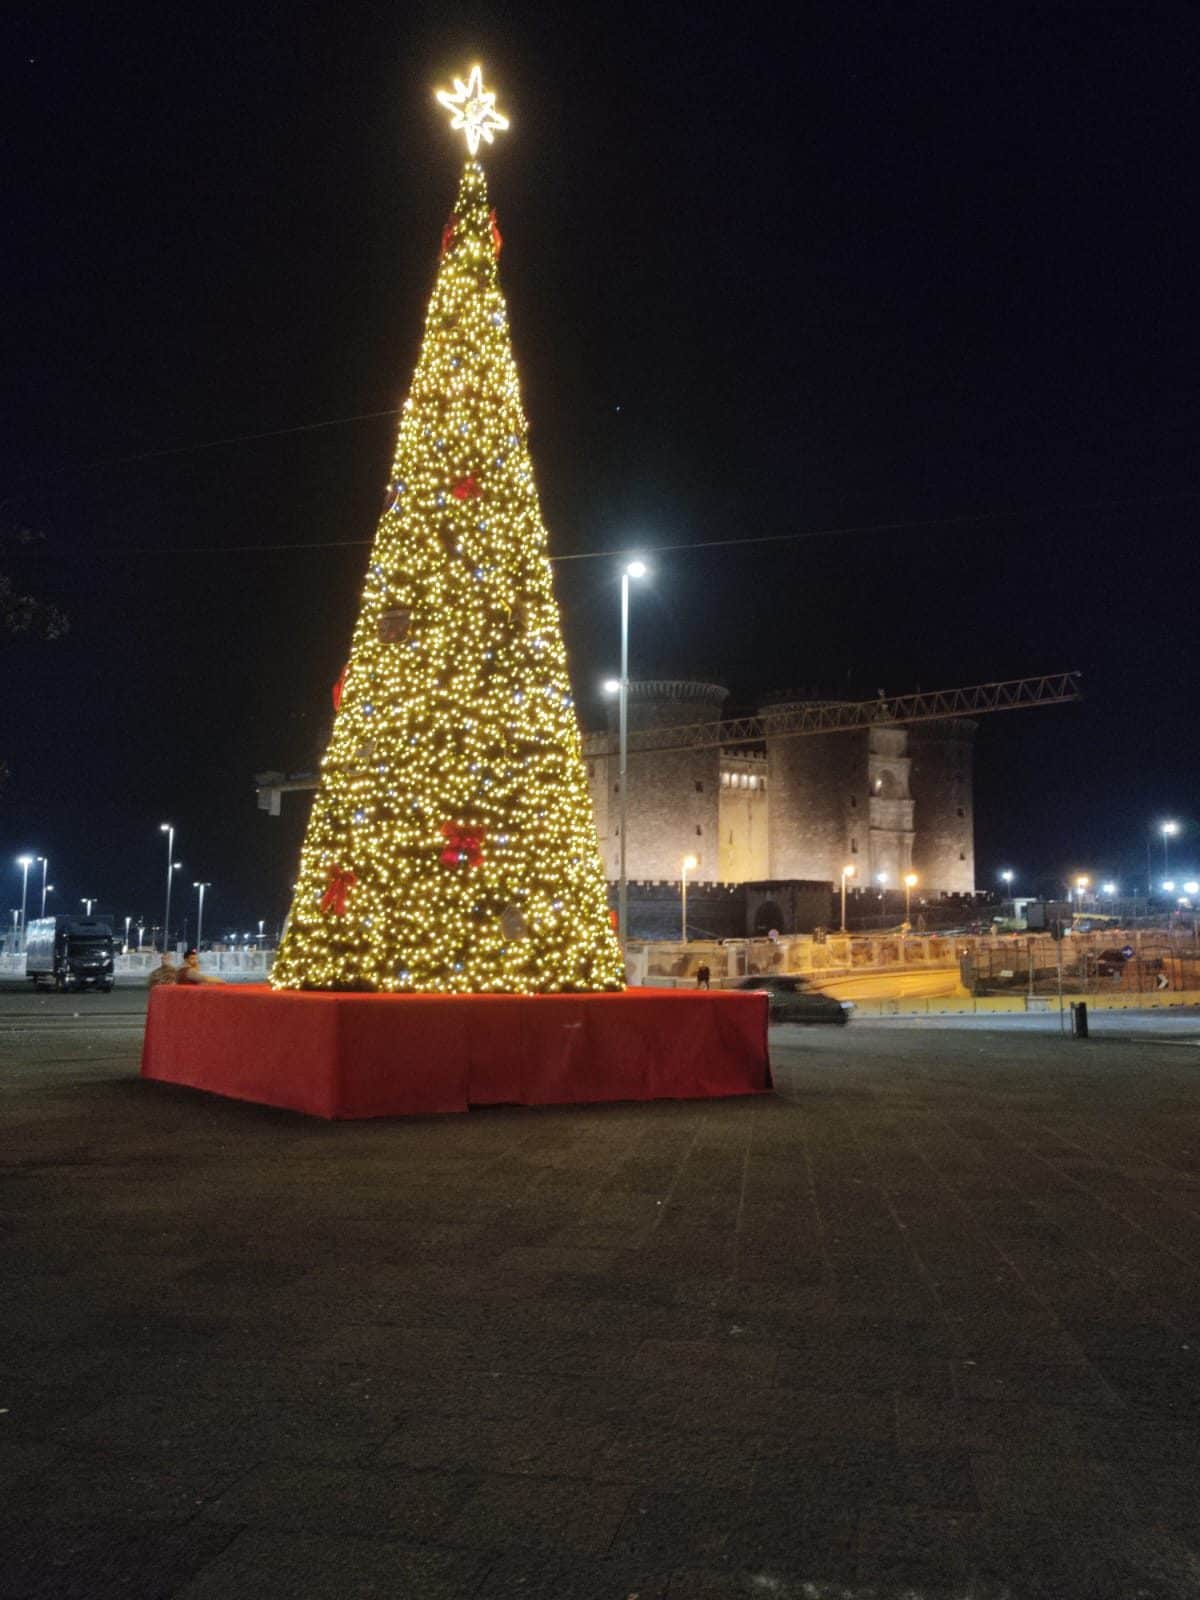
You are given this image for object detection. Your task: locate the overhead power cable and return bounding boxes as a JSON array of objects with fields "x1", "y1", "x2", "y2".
[{"x1": 114, "y1": 486, "x2": 1200, "y2": 561}]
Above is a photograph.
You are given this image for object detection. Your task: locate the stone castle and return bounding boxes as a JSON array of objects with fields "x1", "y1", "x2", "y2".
[{"x1": 585, "y1": 681, "x2": 976, "y2": 923}]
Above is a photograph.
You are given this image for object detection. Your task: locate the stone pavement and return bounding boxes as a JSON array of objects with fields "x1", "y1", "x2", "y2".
[{"x1": 3, "y1": 995, "x2": 1200, "y2": 1598}]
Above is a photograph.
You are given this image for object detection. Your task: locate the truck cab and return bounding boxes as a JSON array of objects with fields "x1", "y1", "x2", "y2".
[{"x1": 25, "y1": 916, "x2": 115, "y2": 992}]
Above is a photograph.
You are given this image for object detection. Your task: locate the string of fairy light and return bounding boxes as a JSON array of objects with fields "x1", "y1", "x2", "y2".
[{"x1": 271, "y1": 67, "x2": 624, "y2": 995}]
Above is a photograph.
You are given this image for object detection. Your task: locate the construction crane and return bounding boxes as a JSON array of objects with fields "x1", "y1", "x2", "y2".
[{"x1": 254, "y1": 670, "x2": 1081, "y2": 814}]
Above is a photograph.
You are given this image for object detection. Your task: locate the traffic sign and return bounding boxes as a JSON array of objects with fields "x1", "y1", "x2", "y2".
[{"x1": 1121, "y1": 945, "x2": 1135, "y2": 960}]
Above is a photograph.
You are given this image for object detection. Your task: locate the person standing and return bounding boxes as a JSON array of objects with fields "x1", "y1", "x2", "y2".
[{"x1": 696, "y1": 963, "x2": 711, "y2": 990}]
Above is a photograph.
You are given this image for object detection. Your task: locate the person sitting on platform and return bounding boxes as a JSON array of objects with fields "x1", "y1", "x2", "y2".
[
  {"x1": 147, "y1": 953, "x2": 178, "y2": 987},
  {"x1": 176, "y1": 948, "x2": 225, "y2": 985}
]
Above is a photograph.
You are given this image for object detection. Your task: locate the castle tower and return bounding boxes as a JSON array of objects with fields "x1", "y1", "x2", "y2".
[
  {"x1": 763, "y1": 702, "x2": 863, "y2": 883},
  {"x1": 908, "y1": 719, "x2": 977, "y2": 894},
  {"x1": 589, "y1": 681, "x2": 726, "y2": 884}
]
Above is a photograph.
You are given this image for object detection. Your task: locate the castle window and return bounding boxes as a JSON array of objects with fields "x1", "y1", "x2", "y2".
[
  {"x1": 613, "y1": 783, "x2": 620, "y2": 793},
  {"x1": 748, "y1": 775, "x2": 757, "y2": 790},
  {"x1": 959, "y1": 850, "x2": 966, "y2": 860},
  {"x1": 721, "y1": 772, "x2": 730, "y2": 787},
  {"x1": 696, "y1": 825, "x2": 702, "y2": 836},
  {"x1": 851, "y1": 838, "x2": 859, "y2": 853},
  {"x1": 695, "y1": 781, "x2": 704, "y2": 793},
  {"x1": 956, "y1": 807, "x2": 965, "y2": 818},
  {"x1": 849, "y1": 796, "x2": 857, "y2": 808},
  {"x1": 587, "y1": 763, "x2": 594, "y2": 779}
]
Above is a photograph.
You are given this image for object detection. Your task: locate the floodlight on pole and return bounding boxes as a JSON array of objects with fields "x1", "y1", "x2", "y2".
[
  {"x1": 36, "y1": 856, "x2": 49, "y2": 918},
  {"x1": 80, "y1": 897, "x2": 95, "y2": 916},
  {"x1": 1000, "y1": 868, "x2": 1014, "y2": 898}
]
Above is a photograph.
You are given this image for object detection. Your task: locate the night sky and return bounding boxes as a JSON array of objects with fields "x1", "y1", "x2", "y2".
[{"x1": 3, "y1": 2, "x2": 1198, "y2": 936}]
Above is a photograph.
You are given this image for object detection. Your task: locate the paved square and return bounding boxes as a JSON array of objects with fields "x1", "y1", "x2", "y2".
[{"x1": 3, "y1": 990, "x2": 1200, "y2": 1597}]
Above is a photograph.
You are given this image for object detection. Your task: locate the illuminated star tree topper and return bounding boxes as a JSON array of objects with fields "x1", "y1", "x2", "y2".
[{"x1": 436, "y1": 63, "x2": 510, "y2": 155}]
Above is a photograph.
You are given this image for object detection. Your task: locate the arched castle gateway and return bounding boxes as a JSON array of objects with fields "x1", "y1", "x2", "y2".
[{"x1": 585, "y1": 680, "x2": 976, "y2": 930}]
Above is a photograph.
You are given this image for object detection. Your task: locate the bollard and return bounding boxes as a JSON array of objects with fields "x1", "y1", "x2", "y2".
[{"x1": 1070, "y1": 1001, "x2": 1089, "y2": 1039}]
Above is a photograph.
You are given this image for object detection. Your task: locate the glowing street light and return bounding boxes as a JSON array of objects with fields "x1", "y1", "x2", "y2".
[
  {"x1": 612, "y1": 558, "x2": 649, "y2": 954},
  {"x1": 124, "y1": 914, "x2": 132, "y2": 953},
  {"x1": 1163, "y1": 880, "x2": 1176, "y2": 894},
  {"x1": 160, "y1": 823, "x2": 176, "y2": 954},
  {"x1": 1074, "y1": 875, "x2": 1089, "y2": 914},
  {"x1": 840, "y1": 863, "x2": 856, "y2": 933},
  {"x1": 680, "y1": 853, "x2": 699, "y2": 942},
  {"x1": 193, "y1": 883, "x2": 211, "y2": 952},
  {"x1": 16, "y1": 855, "x2": 33, "y2": 947},
  {"x1": 1000, "y1": 869, "x2": 1014, "y2": 898},
  {"x1": 36, "y1": 855, "x2": 49, "y2": 918},
  {"x1": 1161, "y1": 820, "x2": 1180, "y2": 877},
  {"x1": 1184, "y1": 881, "x2": 1200, "y2": 896},
  {"x1": 903, "y1": 872, "x2": 918, "y2": 924},
  {"x1": 80, "y1": 897, "x2": 95, "y2": 916}
]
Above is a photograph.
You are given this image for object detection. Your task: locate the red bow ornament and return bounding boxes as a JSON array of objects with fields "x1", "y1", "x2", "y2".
[
  {"x1": 489, "y1": 208, "x2": 503, "y2": 257},
  {"x1": 320, "y1": 864, "x2": 357, "y2": 916},
  {"x1": 440, "y1": 216, "x2": 457, "y2": 259},
  {"x1": 331, "y1": 664, "x2": 348, "y2": 712},
  {"x1": 439, "y1": 822, "x2": 486, "y2": 869},
  {"x1": 451, "y1": 474, "x2": 480, "y2": 501}
]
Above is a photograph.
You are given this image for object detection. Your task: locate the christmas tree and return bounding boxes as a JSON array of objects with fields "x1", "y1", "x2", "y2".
[{"x1": 271, "y1": 67, "x2": 624, "y2": 995}]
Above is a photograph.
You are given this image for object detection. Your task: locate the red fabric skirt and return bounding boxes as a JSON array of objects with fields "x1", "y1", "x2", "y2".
[{"x1": 141, "y1": 985, "x2": 772, "y2": 1119}]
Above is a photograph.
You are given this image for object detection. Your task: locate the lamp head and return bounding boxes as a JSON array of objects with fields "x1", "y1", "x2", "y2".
[
  {"x1": 1163, "y1": 880, "x2": 1176, "y2": 893},
  {"x1": 160, "y1": 822, "x2": 172, "y2": 833},
  {"x1": 16, "y1": 854, "x2": 33, "y2": 868},
  {"x1": 904, "y1": 873, "x2": 918, "y2": 888},
  {"x1": 682, "y1": 854, "x2": 698, "y2": 871},
  {"x1": 842, "y1": 864, "x2": 856, "y2": 879},
  {"x1": 601, "y1": 677, "x2": 620, "y2": 696},
  {"x1": 1162, "y1": 820, "x2": 1180, "y2": 837},
  {"x1": 624, "y1": 559, "x2": 647, "y2": 580}
]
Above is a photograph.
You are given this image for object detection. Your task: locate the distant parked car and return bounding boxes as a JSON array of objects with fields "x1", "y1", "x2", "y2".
[{"x1": 737, "y1": 974, "x2": 853, "y2": 1025}]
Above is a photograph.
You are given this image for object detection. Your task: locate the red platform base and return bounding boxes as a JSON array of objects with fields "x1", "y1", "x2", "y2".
[{"x1": 140, "y1": 984, "x2": 772, "y2": 1119}]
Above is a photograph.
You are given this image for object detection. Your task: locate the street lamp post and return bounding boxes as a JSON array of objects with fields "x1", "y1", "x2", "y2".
[
  {"x1": 123, "y1": 915, "x2": 132, "y2": 953},
  {"x1": 37, "y1": 856, "x2": 49, "y2": 918},
  {"x1": 1075, "y1": 876, "x2": 1089, "y2": 916},
  {"x1": 193, "y1": 883, "x2": 211, "y2": 951},
  {"x1": 1161, "y1": 820, "x2": 1179, "y2": 879},
  {"x1": 80, "y1": 898, "x2": 95, "y2": 916},
  {"x1": 160, "y1": 824, "x2": 175, "y2": 954},
  {"x1": 615, "y1": 559, "x2": 646, "y2": 959},
  {"x1": 875, "y1": 871, "x2": 888, "y2": 925},
  {"x1": 16, "y1": 855, "x2": 33, "y2": 947},
  {"x1": 904, "y1": 872, "x2": 918, "y2": 925},
  {"x1": 1000, "y1": 868, "x2": 1014, "y2": 901},
  {"x1": 680, "y1": 853, "x2": 698, "y2": 943},
  {"x1": 840, "y1": 864, "x2": 855, "y2": 933}
]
